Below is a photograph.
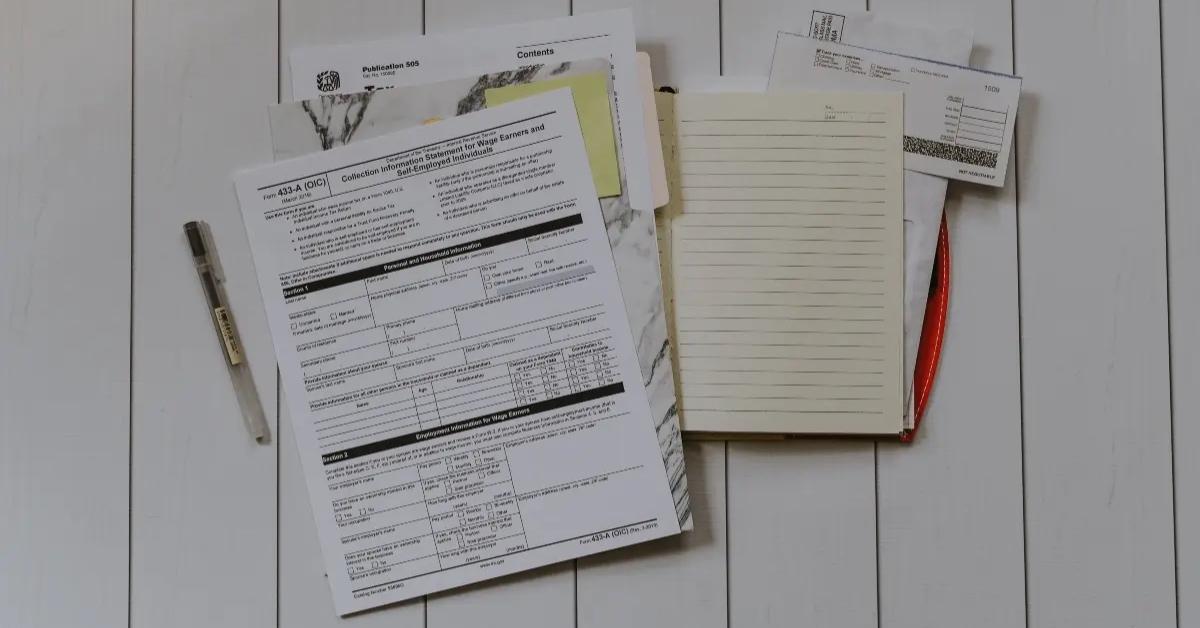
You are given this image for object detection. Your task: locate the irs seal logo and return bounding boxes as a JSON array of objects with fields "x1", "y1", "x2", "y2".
[{"x1": 316, "y1": 70, "x2": 341, "y2": 93}]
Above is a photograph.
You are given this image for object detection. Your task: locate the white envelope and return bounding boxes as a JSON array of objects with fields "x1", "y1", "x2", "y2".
[{"x1": 771, "y1": 25, "x2": 1021, "y2": 187}]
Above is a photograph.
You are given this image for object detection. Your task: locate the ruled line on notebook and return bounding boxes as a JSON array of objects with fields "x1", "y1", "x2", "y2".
[
  {"x1": 679, "y1": 133, "x2": 889, "y2": 138},
  {"x1": 680, "y1": 159, "x2": 887, "y2": 164},
  {"x1": 677, "y1": 118, "x2": 888, "y2": 123}
]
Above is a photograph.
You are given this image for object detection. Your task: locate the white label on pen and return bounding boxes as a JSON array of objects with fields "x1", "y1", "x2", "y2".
[{"x1": 215, "y1": 306, "x2": 244, "y2": 365}]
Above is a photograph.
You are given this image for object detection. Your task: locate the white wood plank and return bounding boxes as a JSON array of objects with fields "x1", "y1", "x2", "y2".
[
  {"x1": 419, "y1": 3, "x2": 576, "y2": 627},
  {"x1": 872, "y1": 1, "x2": 1026, "y2": 627},
  {"x1": 721, "y1": 0, "x2": 818, "y2": 79},
  {"x1": 426, "y1": 564, "x2": 576, "y2": 628},
  {"x1": 727, "y1": 440, "x2": 876, "y2": 627},
  {"x1": 130, "y1": 0, "x2": 278, "y2": 626},
  {"x1": 570, "y1": 3, "x2": 726, "y2": 626},
  {"x1": 578, "y1": 442, "x2": 727, "y2": 628},
  {"x1": 573, "y1": 0, "x2": 719, "y2": 86},
  {"x1": 277, "y1": 1, "x2": 427, "y2": 626},
  {"x1": 722, "y1": 2, "x2": 876, "y2": 626},
  {"x1": 1162, "y1": 0, "x2": 1198, "y2": 624},
  {"x1": 1013, "y1": 2, "x2": 1176, "y2": 627},
  {"x1": 0, "y1": 2, "x2": 130, "y2": 627},
  {"x1": 426, "y1": 0, "x2": 567, "y2": 30}
]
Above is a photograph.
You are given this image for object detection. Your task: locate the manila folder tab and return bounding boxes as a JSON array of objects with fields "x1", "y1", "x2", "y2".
[{"x1": 638, "y1": 52, "x2": 670, "y2": 209}]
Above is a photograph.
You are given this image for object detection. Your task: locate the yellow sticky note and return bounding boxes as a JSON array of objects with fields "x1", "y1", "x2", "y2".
[{"x1": 486, "y1": 73, "x2": 621, "y2": 198}]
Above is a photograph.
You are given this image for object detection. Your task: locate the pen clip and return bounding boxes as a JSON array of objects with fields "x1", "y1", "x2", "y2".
[{"x1": 185, "y1": 220, "x2": 225, "y2": 282}]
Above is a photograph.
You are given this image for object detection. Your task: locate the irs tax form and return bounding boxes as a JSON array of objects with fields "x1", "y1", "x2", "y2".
[
  {"x1": 770, "y1": 31, "x2": 1021, "y2": 186},
  {"x1": 268, "y1": 58, "x2": 692, "y2": 529},
  {"x1": 290, "y1": 10, "x2": 655, "y2": 210},
  {"x1": 234, "y1": 89, "x2": 681, "y2": 613}
]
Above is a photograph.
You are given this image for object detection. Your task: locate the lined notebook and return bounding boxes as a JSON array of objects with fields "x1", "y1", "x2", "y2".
[{"x1": 655, "y1": 92, "x2": 906, "y2": 435}]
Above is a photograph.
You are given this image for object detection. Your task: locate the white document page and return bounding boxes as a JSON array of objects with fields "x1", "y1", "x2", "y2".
[
  {"x1": 637, "y1": 52, "x2": 670, "y2": 209},
  {"x1": 268, "y1": 60, "x2": 693, "y2": 529},
  {"x1": 235, "y1": 90, "x2": 680, "y2": 613},
  {"x1": 770, "y1": 32, "x2": 1020, "y2": 186},
  {"x1": 289, "y1": 10, "x2": 654, "y2": 211},
  {"x1": 660, "y1": 92, "x2": 905, "y2": 434}
]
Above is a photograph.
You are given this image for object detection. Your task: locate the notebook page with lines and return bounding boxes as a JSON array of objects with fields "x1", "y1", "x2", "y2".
[{"x1": 657, "y1": 92, "x2": 905, "y2": 435}]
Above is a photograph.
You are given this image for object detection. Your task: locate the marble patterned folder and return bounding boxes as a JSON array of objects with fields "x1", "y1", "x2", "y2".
[{"x1": 269, "y1": 59, "x2": 691, "y2": 528}]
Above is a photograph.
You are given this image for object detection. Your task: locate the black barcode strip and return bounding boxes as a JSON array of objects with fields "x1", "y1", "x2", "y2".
[{"x1": 903, "y1": 136, "x2": 999, "y2": 169}]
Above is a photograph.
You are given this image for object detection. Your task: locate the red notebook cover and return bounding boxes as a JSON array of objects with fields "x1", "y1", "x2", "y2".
[{"x1": 902, "y1": 212, "x2": 951, "y2": 442}]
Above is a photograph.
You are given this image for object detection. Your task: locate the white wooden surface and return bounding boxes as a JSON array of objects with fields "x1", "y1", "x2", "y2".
[
  {"x1": 1163, "y1": 2, "x2": 1199, "y2": 626},
  {"x1": 1015, "y1": 3, "x2": 1176, "y2": 628},
  {"x1": 1, "y1": 2, "x2": 130, "y2": 627},
  {"x1": 1, "y1": 0, "x2": 1192, "y2": 627},
  {"x1": 131, "y1": 0, "x2": 278, "y2": 626}
]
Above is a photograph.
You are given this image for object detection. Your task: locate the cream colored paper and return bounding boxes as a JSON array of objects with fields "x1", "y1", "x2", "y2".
[
  {"x1": 638, "y1": 52, "x2": 670, "y2": 209},
  {"x1": 658, "y1": 92, "x2": 905, "y2": 435},
  {"x1": 486, "y1": 72, "x2": 621, "y2": 197}
]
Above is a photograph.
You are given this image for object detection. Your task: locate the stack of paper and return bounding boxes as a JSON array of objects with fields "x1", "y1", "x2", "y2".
[
  {"x1": 240, "y1": 12, "x2": 693, "y2": 614},
  {"x1": 768, "y1": 10, "x2": 1020, "y2": 430},
  {"x1": 281, "y1": 14, "x2": 691, "y2": 531},
  {"x1": 227, "y1": 6, "x2": 1019, "y2": 614},
  {"x1": 646, "y1": 9, "x2": 1019, "y2": 437}
]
